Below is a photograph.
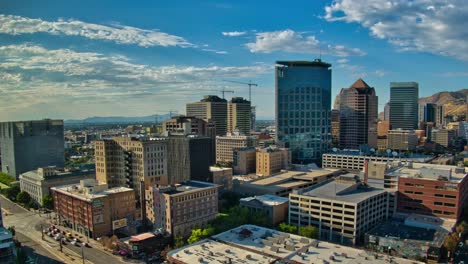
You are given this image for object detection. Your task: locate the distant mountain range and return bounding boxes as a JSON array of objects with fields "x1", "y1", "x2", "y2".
[
  {"x1": 419, "y1": 88, "x2": 468, "y2": 117},
  {"x1": 65, "y1": 114, "x2": 171, "y2": 124}
]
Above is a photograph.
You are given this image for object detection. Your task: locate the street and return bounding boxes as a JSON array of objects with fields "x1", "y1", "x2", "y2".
[{"x1": 0, "y1": 195, "x2": 128, "y2": 264}]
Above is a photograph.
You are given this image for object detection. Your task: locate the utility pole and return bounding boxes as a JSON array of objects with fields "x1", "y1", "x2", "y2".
[{"x1": 81, "y1": 245, "x2": 85, "y2": 264}]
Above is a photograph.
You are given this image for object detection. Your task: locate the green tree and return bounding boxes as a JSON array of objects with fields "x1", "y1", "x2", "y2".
[
  {"x1": 278, "y1": 223, "x2": 298, "y2": 234},
  {"x1": 3, "y1": 185, "x2": 20, "y2": 201},
  {"x1": 27, "y1": 200, "x2": 38, "y2": 210},
  {"x1": 42, "y1": 194, "x2": 54, "y2": 210},
  {"x1": 15, "y1": 248, "x2": 27, "y2": 264},
  {"x1": 16, "y1": 191, "x2": 31, "y2": 205},
  {"x1": 0, "y1": 172, "x2": 14, "y2": 186},
  {"x1": 298, "y1": 226, "x2": 319, "y2": 239},
  {"x1": 174, "y1": 236, "x2": 185, "y2": 248},
  {"x1": 187, "y1": 225, "x2": 215, "y2": 244},
  {"x1": 8, "y1": 226, "x2": 15, "y2": 236}
]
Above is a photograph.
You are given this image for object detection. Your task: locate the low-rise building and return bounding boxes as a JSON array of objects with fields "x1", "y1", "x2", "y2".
[
  {"x1": 386, "y1": 162, "x2": 468, "y2": 220},
  {"x1": 233, "y1": 147, "x2": 256, "y2": 175},
  {"x1": 52, "y1": 179, "x2": 136, "y2": 239},
  {"x1": 289, "y1": 175, "x2": 392, "y2": 245},
  {"x1": 167, "y1": 224, "x2": 423, "y2": 264},
  {"x1": 256, "y1": 147, "x2": 291, "y2": 177},
  {"x1": 387, "y1": 129, "x2": 418, "y2": 151},
  {"x1": 162, "y1": 115, "x2": 215, "y2": 136},
  {"x1": 234, "y1": 168, "x2": 344, "y2": 197},
  {"x1": 240, "y1": 194, "x2": 288, "y2": 225},
  {"x1": 216, "y1": 133, "x2": 257, "y2": 163},
  {"x1": 19, "y1": 166, "x2": 95, "y2": 206},
  {"x1": 209, "y1": 166, "x2": 232, "y2": 192},
  {"x1": 431, "y1": 129, "x2": 456, "y2": 148},
  {"x1": 322, "y1": 150, "x2": 433, "y2": 171},
  {"x1": 145, "y1": 181, "x2": 218, "y2": 238}
]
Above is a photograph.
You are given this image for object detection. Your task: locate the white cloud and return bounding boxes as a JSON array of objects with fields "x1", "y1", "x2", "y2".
[
  {"x1": 324, "y1": 0, "x2": 468, "y2": 60},
  {"x1": 245, "y1": 29, "x2": 365, "y2": 57},
  {"x1": 374, "y1": 70, "x2": 386, "y2": 77},
  {"x1": 0, "y1": 44, "x2": 271, "y2": 120},
  {"x1": 0, "y1": 14, "x2": 193, "y2": 48},
  {"x1": 222, "y1": 31, "x2": 247, "y2": 37}
]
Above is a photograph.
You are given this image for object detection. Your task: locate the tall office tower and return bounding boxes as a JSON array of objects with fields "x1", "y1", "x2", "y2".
[
  {"x1": 227, "y1": 97, "x2": 251, "y2": 136},
  {"x1": 186, "y1": 95, "x2": 228, "y2": 136},
  {"x1": 167, "y1": 135, "x2": 214, "y2": 183},
  {"x1": 250, "y1": 106, "x2": 256, "y2": 131},
  {"x1": 389, "y1": 82, "x2": 419, "y2": 130},
  {"x1": 330, "y1": 109, "x2": 340, "y2": 147},
  {"x1": 0, "y1": 119, "x2": 65, "y2": 178},
  {"x1": 216, "y1": 133, "x2": 258, "y2": 163},
  {"x1": 339, "y1": 79, "x2": 378, "y2": 149},
  {"x1": 94, "y1": 137, "x2": 167, "y2": 201},
  {"x1": 384, "y1": 102, "x2": 390, "y2": 121},
  {"x1": 419, "y1": 103, "x2": 438, "y2": 124},
  {"x1": 436, "y1": 104, "x2": 445, "y2": 128},
  {"x1": 275, "y1": 59, "x2": 332, "y2": 164}
]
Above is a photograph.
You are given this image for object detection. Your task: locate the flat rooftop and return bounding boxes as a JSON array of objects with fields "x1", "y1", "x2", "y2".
[
  {"x1": 168, "y1": 225, "x2": 422, "y2": 264},
  {"x1": 240, "y1": 194, "x2": 288, "y2": 206},
  {"x1": 251, "y1": 169, "x2": 341, "y2": 186},
  {"x1": 323, "y1": 150, "x2": 433, "y2": 162},
  {"x1": 166, "y1": 180, "x2": 218, "y2": 195},
  {"x1": 276, "y1": 59, "x2": 331, "y2": 68},
  {"x1": 298, "y1": 179, "x2": 386, "y2": 203},
  {"x1": 52, "y1": 184, "x2": 133, "y2": 201},
  {"x1": 386, "y1": 163, "x2": 467, "y2": 182}
]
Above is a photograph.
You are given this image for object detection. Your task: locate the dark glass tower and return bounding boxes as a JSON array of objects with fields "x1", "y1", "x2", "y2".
[
  {"x1": 389, "y1": 82, "x2": 419, "y2": 130},
  {"x1": 275, "y1": 59, "x2": 331, "y2": 164}
]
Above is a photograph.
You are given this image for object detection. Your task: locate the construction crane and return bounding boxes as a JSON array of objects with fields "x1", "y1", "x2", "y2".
[
  {"x1": 154, "y1": 110, "x2": 179, "y2": 124},
  {"x1": 216, "y1": 88, "x2": 234, "y2": 99},
  {"x1": 223, "y1": 80, "x2": 258, "y2": 102}
]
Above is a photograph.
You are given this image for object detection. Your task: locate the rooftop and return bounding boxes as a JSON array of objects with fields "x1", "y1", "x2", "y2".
[
  {"x1": 129, "y1": 232, "x2": 155, "y2": 242},
  {"x1": 276, "y1": 59, "x2": 331, "y2": 68},
  {"x1": 240, "y1": 194, "x2": 289, "y2": 206},
  {"x1": 323, "y1": 150, "x2": 433, "y2": 162},
  {"x1": 51, "y1": 183, "x2": 133, "y2": 201},
  {"x1": 20, "y1": 167, "x2": 94, "y2": 181},
  {"x1": 169, "y1": 225, "x2": 422, "y2": 264},
  {"x1": 297, "y1": 178, "x2": 387, "y2": 203},
  {"x1": 386, "y1": 162, "x2": 467, "y2": 182},
  {"x1": 165, "y1": 180, "x2": 218, "y2": 195}
]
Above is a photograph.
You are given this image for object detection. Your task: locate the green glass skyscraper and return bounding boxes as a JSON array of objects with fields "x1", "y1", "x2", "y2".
[
  {"x1": 390, "y1": 82, "x2": 419, "y2": 130},
  {"x1": 275, "y1": 60, "x2": 331, "y2": 164}
]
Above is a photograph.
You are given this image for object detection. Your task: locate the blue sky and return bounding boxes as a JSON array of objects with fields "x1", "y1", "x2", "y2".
[{"x1": 0, "y1": 0, "x2": 467, "y2": 121}]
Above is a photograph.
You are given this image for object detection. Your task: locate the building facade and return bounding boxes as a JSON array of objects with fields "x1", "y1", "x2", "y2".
[
  {"x1": 275, "y1": 60, "x2": 331, "y2": 164},
  {"x1": 390, "y1": 82, "x2": 419, "y2": 130},
  {"x1": 0, "y1": 119, "x2": 65, "y2": 178},
  {"x1": 256, "y1": 147, "x2": 291, "y2": 177},
  {"x1": 216, "y1": 133, "x2": 257, "y2": 163},
  {"x1": 52, "y1": 179, "x2": 136, "y2": 239},
  {"x1": 227, "y1": 97, "x2": 251, "y2": 136},
  {"x1": 289, "y1": 176, "x2": 391, "y2": 245},
  {"x1": 19, "y1": 166, "x2": 95, "y2": 206},
  {"x1": 331, "y1": 109, "x2": 340, "y2": 147},
  {"x1": 209, "y1": 166, "x2": 233, "y2": 192},
  {"x1": 240, "y1": 194, "x2": 289, "y2": 226},
  {"x1": 145, "y1": 181, "x2": 218, "y2": 237},
  {"x1": 186, "y1": 95, "x2": 228, "y2": 136},
  {"x1": 431, "y1": 129, "x2": 456, "y2": 148},
  {"x1": 338, "y1": 79, "x2": 378, "y2": 149},
  {"x1": 233, "y1": 147, "x2": 256, "y2": 175},
  {"x1": 162, "y1": 116, "x2": 215, "y2": 137},
  {"x1": 387, "y1": 129, "x2": 418, "y2": 151}
]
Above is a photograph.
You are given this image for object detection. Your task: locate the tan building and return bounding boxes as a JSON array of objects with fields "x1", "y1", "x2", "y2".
[
  {"x1": 162, "y1": 115, "x2": 215, "y2": 136},
  {"x1": 19, "y1": 166, "x2": 94, "y2": 206},
  {"x1": 227, "y1": 97, "x2": 251, "y2": 136},
  {"x1": 186, "y1": 95, "x2": 227, "y2": 136},
  {"x1": 377, "y1": 120, "x2": 390, "y2": 137},
  {"x1": 233, "y1": 147, "x2": 256, "y2": 175},
  {"x1": 289, "y1": 175, "x2": 391, "y2": 245},
  {"x1": 256, "y1": 147, "x2": 291, "y2": 177},
  {"x1": 94, "y1": 137, "x2": 168, "y2": 200},
  {"x1": 209, "y1": 166, "x2": 233, "y2": 192},
  {"x1": 377, "y1": 137, "x2": 387, "y2": 150},
  {"x1": 145, "y1": 181, "x2": 218, "y2": 237},
  {"x1": 240, "y1": 194, "x2": 289, "y2": 225},
  {"x1": 387, "y1": 129, "x2": 418, "y2": 151},
  {"x1": 431, "y1": 129, "x2": 456, "y2": 148},
  {"x1": 216, "y1": 133, "x2": 257, "y2": 163},
  {"x1": 331, "y1": 109, "x2": 340, "y2": 147},
  {"x1": 52, "y1": 179, "x2": 136, "y2": 239}
]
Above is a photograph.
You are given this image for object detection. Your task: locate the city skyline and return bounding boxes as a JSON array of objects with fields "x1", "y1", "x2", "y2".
[{"x1": 1, "y1": 0, "x2": 467, "y2": 121}]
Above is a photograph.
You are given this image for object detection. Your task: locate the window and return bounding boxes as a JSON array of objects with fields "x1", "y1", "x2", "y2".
[
  {"x1": 445, "y1": 195, "x2": 456, "y2": 199},
  {"x1": 434, "y1": 202, "x2": 443, "y2": 206},
  {"x1": 435, "y1": 194, "x2": 443, "y2": 197}
]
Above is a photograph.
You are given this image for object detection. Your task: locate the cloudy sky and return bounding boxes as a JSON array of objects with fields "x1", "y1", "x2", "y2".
[{"x1": 1, "y1": 0, "x2": 467, "y2": 121}]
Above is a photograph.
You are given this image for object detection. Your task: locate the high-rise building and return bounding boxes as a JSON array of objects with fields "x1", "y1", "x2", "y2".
[
  {"x1": 275, "y1": 60, "x2": 332, "y2": 164},
  {"x1": 419, "y1": 103, "x2": 439, "y2": 125},
  {"x1": 250, "y1": 106, "x2": 256, "y2": 131},
  {"x1": 436, "y1": 104, "x2": 445, "y2": 128},
  {"x1": 377, "y1": 120, "x2": 390, "y2": 137},
  {"x1": 338, "y1": 79, "x2": 378, "y2": 149},
  {"x1": 186, "y1": 95, "x2": 228, "y2": 136},
  {"x1": 232, "y1": 147, "x2": 256, "y2": 175},
  {"x1": 384, "y1": 102, "x2": 390, "y2": 121},
  {"x1": 227, "y1": 97, "x2": 251, "y2": 135},
  {"x1": 167, "y1": 135, "x2": 214, "y2": 183},
  {"x1": 162, "y1": 115, "x2": 215, "y2": 137},
  {"x1": 0, "y1": 119, "x2": 65, "y2": 178},
  {"x1": 389, "y1": 82, "x2": 419, "y2": 130},
  {"x1": 94, "y1": 137, "x2": 167, "y2": 201},
  {"x1": 330, "y1": 109, "x2": 340, "y2": 147},
  {"x1": 256, "y1": 147, "x2": 291, "y2": 177},
  {"x1": 216, "y1": 133, "x2": 258, "y2": 163}
]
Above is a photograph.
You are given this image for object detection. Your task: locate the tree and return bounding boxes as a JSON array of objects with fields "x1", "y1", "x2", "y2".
[
  {"x1": 15, "y1": 248, "x2": 27, "y2": 264},
  {"x1": 16, "y1": 191, "x2": 31, "y2": 205},
  {"x1": 187, "y1": 225, "x2": 215, "y2": 244},
  {"x1": 42, "y1": 195, "x2": 54, "y2": 210},
  {"x1": 444, "y1": 233, "x2": 458, "y2": 253},
  {"x1": 3, "y1": 185, "x2": 20, "y2": 201},
  {"x1": 174, "y1": 236, "x2": 185, "y2": 248},
  {"x1": 278, "y1": 223, "x2": 298, "y2": 234},
  {"x1": 27, "y1": 200, "x2": 38, "y2": 210},
  {"x1": 8, "y1": 226, "x2": 15, "y2": 237},
  {"x1": 298, "y1": 226, "x2": 319, "y2": 239}
]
